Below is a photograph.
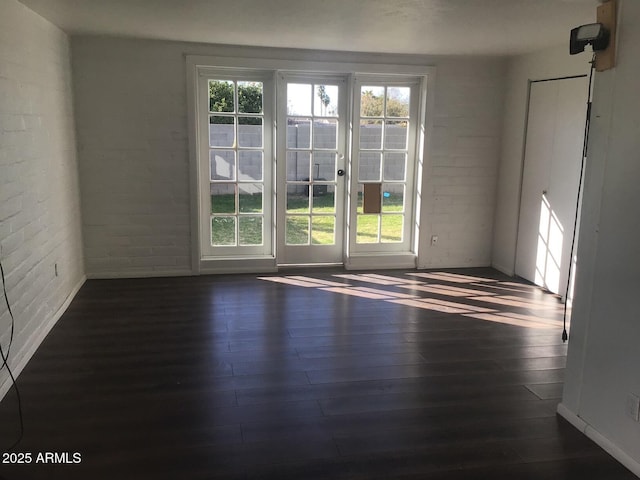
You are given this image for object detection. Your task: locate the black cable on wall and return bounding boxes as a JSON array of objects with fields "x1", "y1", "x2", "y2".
[
  {"x1": 562, "y1": 53, "x2": 596, "y2": 343},
  {"x1": 0, "y1": 247, "x2": 24, "y2": 450}
]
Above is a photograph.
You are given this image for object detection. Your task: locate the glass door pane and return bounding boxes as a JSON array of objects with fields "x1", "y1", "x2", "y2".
[
  {"x1": 351, "y1": 81, "x2": 418, "y2": 253},
  {"x1": 277, "y1": 76, "x2": 346, "y2": 265},
  {"x1": 199, "y1": 73, "x2": 273, "y2": 259}
]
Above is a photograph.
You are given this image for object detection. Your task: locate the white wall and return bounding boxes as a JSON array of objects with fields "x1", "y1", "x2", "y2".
[
  {"x1": 492, "y1": 45, "x2": 591, "y2": 275},
  {"x1": 560, "y1": 0, "x2": 640, "y2": 474},
  {"x1": 418, "y1": 59, "x2": 506, "y2": 269},
  {"x1": 0, "y1": 0, "x2": 85, "y2": 397},
  {"x1": 71, "y1": 36, "x2": 506, "y2": 277},
  {"x1": 73, "y1": 38, "x2": 192, "y2": 278}
]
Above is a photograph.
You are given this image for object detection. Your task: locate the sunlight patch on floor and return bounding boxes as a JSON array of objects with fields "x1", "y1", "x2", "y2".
[
  {"x1": 473, "y1": 295, "x2": 561, "y2": 310},
  {"x1": 407, "y1": 272, "x2": 498, "y2": 283},
  {"x1": 333, "y1": 274, "x2": 414, "y2": 285},
  {"x1": 321, "y1": 286, "x2": 393, "y2": 300},
  {"x1": 285, "y1": 276, "x2": 348, "y2": 287},
  {"x1": 398, "y1": 283, "x2": 496, "y2": 297},
  {"x1": 257, "y1": 271, "x2": 564, "y2": 330},
  {"x1": 464, "y1": 313, "x2": 556, "y2": 329},
  {"x1": 257, "y1": 276, "x2": 326, "y2": 288}
]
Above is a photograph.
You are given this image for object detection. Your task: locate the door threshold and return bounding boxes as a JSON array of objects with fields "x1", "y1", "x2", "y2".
[
  {"x1": 277, "y1": 262, "x2": 343, "y2": 268},
  {"x1": 277, "y1": 262, "x2": 345, "y2": 274}
]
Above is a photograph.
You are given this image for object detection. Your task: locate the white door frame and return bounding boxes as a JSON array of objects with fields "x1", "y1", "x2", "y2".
[
  {"x1": 349, "y1": 76, "x2": 423, "y2": 257},
  {"x1": 275, "y1": 72, "x2": 350, "y2": 265},
  {"x1": 186, "y1": 54, "x2": 435, "y2": 274},
  {"x1": 196, "y1": 70, "x2": 276, "y2": 260}
]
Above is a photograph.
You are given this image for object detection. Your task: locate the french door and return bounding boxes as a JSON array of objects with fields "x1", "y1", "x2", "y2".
[
  {"x1": 198, "y1": 70, "x2": 274, "y2": 259},
  {"x1": 195, "y1": 63, "x2": 426, "y2": 269},
  {"x1": 349, "y1": 77, "x2": 421, "y2": 254},
  {"x1": 276, "y1": 74, "x2": 348, "y2": 265}
]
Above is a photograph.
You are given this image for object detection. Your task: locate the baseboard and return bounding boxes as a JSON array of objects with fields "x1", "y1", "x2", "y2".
[
  {"x1": 199, "y1": 256, "x2": 277, "y2": 275},
  {"x1": 346, "y1": 253, "x2": 417, "y2": 271},
  {"x1": 416, "y1": 260, "x2": 492, "y2": 270},
  {"x1": 557, "y1": 403, "x2": 640, "y2": 477},
  {"x1": 86, "y1": 269, "x2": 193, "y2": 279},
  {"x1": 201, "y1": 265, "x2": 278, "y2": 275},
  {"x1": 0, "y1": 275, "x2": 86, "y2": 401},
  {"x1": 491, "y1": 261, "x2": 515, "y2": 276}
]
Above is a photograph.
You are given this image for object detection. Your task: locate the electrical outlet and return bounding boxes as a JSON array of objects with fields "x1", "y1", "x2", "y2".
[
  {"x1": 431, "y1": 235, "x2": 438, "y2": 246},
  {"x1": 626, "y1": 393, "x2": 640, "y2": 422}
]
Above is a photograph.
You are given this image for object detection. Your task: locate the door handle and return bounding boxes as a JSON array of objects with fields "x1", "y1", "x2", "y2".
[{"x1": 337, "y1": 169, "x2": 345, "y2": 177}]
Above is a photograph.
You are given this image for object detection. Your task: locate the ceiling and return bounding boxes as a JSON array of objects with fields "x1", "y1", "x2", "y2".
[{"x1": 19, "y1": 0, "x2": 598, "y2": 56}]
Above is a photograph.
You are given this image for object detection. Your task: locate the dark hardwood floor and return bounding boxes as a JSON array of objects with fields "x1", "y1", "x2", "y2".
[{"x1": 0, "y1": 268, "x2": 636, "y2": 479}]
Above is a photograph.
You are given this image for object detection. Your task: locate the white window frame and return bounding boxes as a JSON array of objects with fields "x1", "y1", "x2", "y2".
[
  {"x1": 275, "y1": 72, "x2": 349, "y2": 266},
  {"x1": 186, "y1": 55, "x2": 435, "y2": 274},
  {"x1": 196, "y1": 69, "x2": 275, "y2": 260},
  {"x1": 350, "y1": 75, "x2": 423, "y2": 256}
]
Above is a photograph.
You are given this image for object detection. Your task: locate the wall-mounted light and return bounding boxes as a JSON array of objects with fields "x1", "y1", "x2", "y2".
[{"x1": 570, "y1": 23, "x2": 610, "y2": 55}]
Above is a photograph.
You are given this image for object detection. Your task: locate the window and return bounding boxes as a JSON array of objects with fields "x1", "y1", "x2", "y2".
[
  {"x1": 351, "y1": 79, "x2": 420, "y2": 253},
  {"x1": 190, "y1": 57, "x2": 430, "y2": 270},
  {"x1": 197, "y1": 72, "x2": 274, "y2": 258}
]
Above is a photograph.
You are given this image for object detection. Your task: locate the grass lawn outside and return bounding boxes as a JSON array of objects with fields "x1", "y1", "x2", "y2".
[{"x1": 209, "y1": 191, "x2": 404, "y2": 245}]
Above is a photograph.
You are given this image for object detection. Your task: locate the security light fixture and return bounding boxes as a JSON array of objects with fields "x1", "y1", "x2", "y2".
[{"x1": 570, "y1": 23, "x2": 610, "y2": 55}]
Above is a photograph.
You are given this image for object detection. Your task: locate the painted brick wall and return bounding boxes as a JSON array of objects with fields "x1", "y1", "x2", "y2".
[
  {"x1": 0, "y1": 0, "x2": 84, "y2": 395},
  {"x1": 72, "y1": 37, "x2": 506, "y2": 276},
  {"x1": 73, "y1": 40, "x2": 192, "y2": 277},
  {"x1": 418, "y1": 60, "x2": 506, "y2": 268}
]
